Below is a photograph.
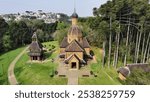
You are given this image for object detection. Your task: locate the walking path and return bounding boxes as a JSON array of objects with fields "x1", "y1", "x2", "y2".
[
  {"x1": 8, "y1": 46, "x2": 28, "y2": 85},
  {"x1": 57, "y1": 61, "x2": 92, "y2": 85},
  {"x1": 67, "y1": 70, "x2": 78, "y2": 85}
]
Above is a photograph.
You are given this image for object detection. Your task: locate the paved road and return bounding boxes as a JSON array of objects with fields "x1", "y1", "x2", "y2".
[{"x1": 8, "y1": 47, "x2": 28, "y2": 85}]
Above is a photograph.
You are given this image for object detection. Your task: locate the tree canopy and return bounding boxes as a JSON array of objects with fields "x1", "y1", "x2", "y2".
[{"x1": 85, "y1": 0, "x2": 150, "y2": 68}]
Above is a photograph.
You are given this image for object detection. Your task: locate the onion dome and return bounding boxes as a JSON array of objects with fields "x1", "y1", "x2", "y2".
[{"x1": 71, "y1": 12, "x2": 78, "y2": 18}]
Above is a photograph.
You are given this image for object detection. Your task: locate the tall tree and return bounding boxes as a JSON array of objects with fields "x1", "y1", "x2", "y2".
[{"x1": 0, "y1": 18, "x2": 9, "y2": 52}]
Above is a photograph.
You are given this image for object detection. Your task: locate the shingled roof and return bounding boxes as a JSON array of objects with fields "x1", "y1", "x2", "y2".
[
  {"x1": 60, "y1": 37, "x2": 90, "y2": 49},
  {"x1": 65, "y1": 54, "x2": 80, "y2": 63},
  {"x1": 29, "y1": 41, "x2": 43, "y2": 56},
  {"x1": 60, "y1": 37, "x2": 69, "y2": 48},
  {"x1": 64, "y1": 54, "x2": 86, "y2": 64},
  {"x1": 68, "y1": 25, "x2": 82, "y2": 37},
  {"x1": 65, "y1": 40, "x2": 84, "y2": 52},
  {"x1": 117, "y1": 67, "x2": 130, "y2": 77},
  {"x1": 79, "y1": 37, "x2": 90, "y2": 48},
  {"x1": 29, "y1": 33, "x2": 43, "y2": 56}
]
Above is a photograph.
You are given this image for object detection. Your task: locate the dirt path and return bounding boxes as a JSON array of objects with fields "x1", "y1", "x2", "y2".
[{"x1": 8, "y1": 46, "x2": 28, "y2": 85}]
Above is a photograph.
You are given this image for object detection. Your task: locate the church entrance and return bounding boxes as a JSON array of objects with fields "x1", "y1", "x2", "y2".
[
  {"x1": 33, "y1": 56, "x2": 37, "y2": 60},
  {"x1": 71, "y1": 62, "x2": 77, "y2": 69}
]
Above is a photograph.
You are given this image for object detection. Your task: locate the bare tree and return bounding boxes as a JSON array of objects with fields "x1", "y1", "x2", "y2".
[
  {"x1": 146, "y1": 43, "x2": 150, "y2": 62},
  {"x1": 115, "y1": 23, "x2": 120, "y2": 68},
  {"x1": 108, "y1": 17, "x2": 112, "y2": 68},
  {"x1": 113, "y1": 34, "x2": 117, "y2": 67},
  {"x1": 143, "y1": 32, "x2": 150, "y2": 63},
  {"x1": 136, "y1": 25, "x2": 143, "y2": 63},
  {"x1": 102, "y1": 41, "x2": 106, "y2": 68},
  {"x1": 124, "y1": 18, "x2": 130, "y2": 66},
  {"x1": 141, "y1": 31, "x2": 146, "y2": 62},
  {"x1": 134, "y1": 31, "x2": 139, "y2": 63}
]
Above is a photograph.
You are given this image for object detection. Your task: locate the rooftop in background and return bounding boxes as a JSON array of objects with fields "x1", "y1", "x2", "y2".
[{"x1": 0, "y1": 0, "x2": 108, "y2": 17}]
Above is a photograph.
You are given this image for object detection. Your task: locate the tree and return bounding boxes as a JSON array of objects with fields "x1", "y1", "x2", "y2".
[
  {"x1": 36, "y1": 29, "x2": 45, "y2": 42},
  {"x1": 18, "y1": 20, "x2": 31, "y2": 45},
  {"x1": 54, "y1": 21, "x2": 69, "y2": 44},
  {"x1": 88, "y1": 0, "x2": 150, "y2": 68},
  {"x1": 0, "y1": 18, "x2": 9, "y2": 52},
  {"x1": 54, "y1": 28, "x2": 68, "y2": 44},
  {"x1": 2, "y1": 34, "x2": 12, "y2": 51}
]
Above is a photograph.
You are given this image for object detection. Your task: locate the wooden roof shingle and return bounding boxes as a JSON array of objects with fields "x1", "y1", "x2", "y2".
[
  {"x1": 65, "y1": 40, "x2": 84, "y2": 52},
  {"x1": 60, "y1": 37, "x2": 69, "y2": 48}
]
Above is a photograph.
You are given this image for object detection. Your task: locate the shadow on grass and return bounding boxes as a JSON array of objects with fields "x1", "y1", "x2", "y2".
[
  {"x1": 0, "y1": 77, "x2": 8, "y2": 85},
  {"x1": 0, "y1": 78, "x2": 5, "y2": 85},
  {"x1": 0, "y1": 58, "x2": 4, "y2": 61}
]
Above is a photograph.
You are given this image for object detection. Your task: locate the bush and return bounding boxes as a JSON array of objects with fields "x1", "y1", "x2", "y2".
[
  {"x1": 90, "y1": 71, "x2": 94, "y2": 75},
  {"x1": 55, "y1": 71, "x2": 58, "y2": 75},
  {"x1": 49, "y1": 71, "x2": 54, "y2": 77},
  {"x1": 94, "y1": 74, "x2": 97, "y2": 77},
  {"x1": 52, "y1": 45, "x2": 55, "y2": 49}
]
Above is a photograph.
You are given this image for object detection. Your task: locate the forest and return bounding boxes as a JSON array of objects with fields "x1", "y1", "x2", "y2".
[
  {"x1": 84, "y1": 0, "x2": 150, "y2": 68},
  {"x1": 0, "y1": 18, "x2": 57, "y2": 52}
]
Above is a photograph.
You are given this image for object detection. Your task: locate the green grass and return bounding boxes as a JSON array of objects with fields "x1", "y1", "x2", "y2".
[
  {"x1": 79, "y1": 68, "x2": 121, "y2": 85},
  {"x1": 79, "y1": 47, "x2": 122, "y2": 85},
  {"x1": 0, "y1": 47, "x2": 25, "y2": 85},
  {"x1": 15, "y1": 41, "x2": 67, "y2": 85},
  {"x1": 43, "y1": 41, "x2": 59, "y2": 60},
  {"x1": 42, "y1": 41, "x2": 59, "y2": 50}
]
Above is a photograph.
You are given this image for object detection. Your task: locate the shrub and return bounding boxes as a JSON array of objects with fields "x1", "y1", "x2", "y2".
[
  {"x1": 52, "y1": 45, "x2": 55, "y2": 49},
  {"x1": 49, "y1": 71, "x2": 54, "y2": 77},
  {"x1": 55, "y1": 71, "x2": 58, "y2": 75},
  {"x1": 94, "y1": 74, "x2": 97, "y2": 77},
  {"x1": 90, "y1": 71, "x2": 93, "y2": 75}
]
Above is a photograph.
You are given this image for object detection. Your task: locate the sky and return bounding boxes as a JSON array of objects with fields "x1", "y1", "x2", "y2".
[{"x1": 0, "y1": 0, "x2": 108, "y2": 17}]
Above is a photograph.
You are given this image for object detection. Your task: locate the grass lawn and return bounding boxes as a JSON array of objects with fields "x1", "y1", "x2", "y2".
[
  {"x1": 15, "y1": 41, "x2": 67, "y2": 85},
  {"x1": 42, "y1": 41, "x2": 59, "y2": 50},
  {"x1": 79, "y1": 68, "x2": 121, "y2": 85},
  {"x1": 79, "y1": 47, "x2": 122, "y2": 85},
  {"x1": 0, "y1": 47, "x2": 25, "y2": 85},
  {"x1": 43, "y1": 41, "x2": 60, "y2": 60}
]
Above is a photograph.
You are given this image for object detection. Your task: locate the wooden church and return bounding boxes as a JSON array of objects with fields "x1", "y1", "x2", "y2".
[
  {"x1": 28, "y1": 32, "x2": 43, "y2": 61},
  {"x1": 59, "y1": 10, "x2": 91, "y2": 69}
]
